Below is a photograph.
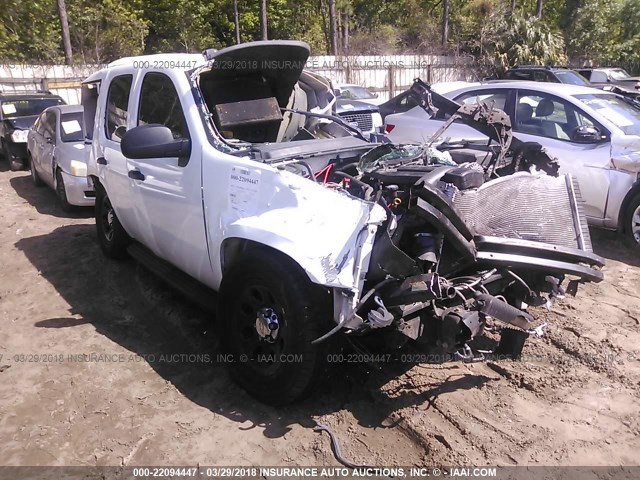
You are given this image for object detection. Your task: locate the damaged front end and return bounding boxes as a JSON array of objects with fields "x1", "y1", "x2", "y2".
[{"x1": 300, "y1": 79, "x2": 605, "y2": 359}]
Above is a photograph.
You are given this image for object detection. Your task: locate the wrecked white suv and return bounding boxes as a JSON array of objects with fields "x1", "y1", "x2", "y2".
[{"x1": 83, "y1": 41, "x2": 604, "y2": 405}]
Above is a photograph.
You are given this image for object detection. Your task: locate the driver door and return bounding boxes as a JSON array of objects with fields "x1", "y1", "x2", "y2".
[{"x1": 512, "y1": 89, "x2": 611, "y2": 222}]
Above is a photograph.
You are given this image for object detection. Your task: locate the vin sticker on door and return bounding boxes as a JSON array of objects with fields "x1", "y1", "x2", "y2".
[{"x1": 229, "y1": 166, "x2": 261, "y2": 216}]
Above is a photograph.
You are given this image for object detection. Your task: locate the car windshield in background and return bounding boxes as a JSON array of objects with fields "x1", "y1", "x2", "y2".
[
  {"x1": 341, "y1": 86, "x2": 376, "y2": 100},
  {"x1": 609, "y1": 69, "x2": 631, "y2": 80},
  {"x1": 575, "y1": 93, "x2": 640, "y2": 135},
  {"x1": 59, "y1": 112, "x2": 85, "y2": 142},
  {"x1": 1, "y1": 98, "x2": 64, "y2": 118},
  {"x1": 555, "y1": 70, "x2": 591, "y2": 86}
]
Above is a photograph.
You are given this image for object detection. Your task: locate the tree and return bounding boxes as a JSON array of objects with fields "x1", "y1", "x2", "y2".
[
  {"x1": 441, "y1": 0, "x2": 449, "y2": 45},
  {"x1": 260, "y1": 0, "x2": 268, "y2": 40},
  {"x1": 328, "y1": 0, "x2": 338, "y2": 54},
  {"x1": 234, "y1": 0, "x2": 241, "y2": 44},
  {"x1": 56, "y1": 0, "x2": 73, "y2": 64},
  {"x1": 535, "y1": 0, "x2": 543, "y2": 18}
]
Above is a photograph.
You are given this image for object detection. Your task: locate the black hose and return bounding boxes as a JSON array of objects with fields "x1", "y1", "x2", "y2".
[{"x1": 314, "y1": 424, "x2": 375, "y2": 469}]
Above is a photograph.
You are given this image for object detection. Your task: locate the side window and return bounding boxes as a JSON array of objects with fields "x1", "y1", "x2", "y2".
[
  {"x1": 33, "y1": 114, "x2": 43, "y2": 134},
  {"x1": 137, "y1": 73, "x2": 188, "y2": 139},
  {"x1": 533, "y1": 71, "x2": 550, "y2": 82},
  {"x1": 44, "y1": 111, "x2": 57, "y2": 140},
  {"x1": 514, "y1": 91, "x2": 595, "y2": 141},
  {"x1": 105, "y1": 74, "x2": 133, "y2": 142}
]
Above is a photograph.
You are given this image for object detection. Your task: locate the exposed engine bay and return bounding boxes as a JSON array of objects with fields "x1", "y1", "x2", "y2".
[{"x1": 253, "y1": 78, "x2": 605, "y2": 360}]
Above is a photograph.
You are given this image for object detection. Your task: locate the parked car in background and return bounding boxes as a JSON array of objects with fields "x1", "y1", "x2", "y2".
[
  {"x1": 384, "y1": 81, "x2": 640, "y2": 245},
  {"x1": 0, "y1": 92, "x2": 66, "y2": 171},
  {"x1": 27, "y1": 104, "x2": 94, "y2": 211},
  {"x1": 335, "y1": 98, "x2": 382, "y2": 135},
  {"x1": 502, "y1": 65, "x2": 591, "y2": 86},
  {"x1": 577, "y1": 67, "x2": 640, "y2": 90},
  {"x1": 333, "y1": 83, "x2": 384, "y2": 105}
]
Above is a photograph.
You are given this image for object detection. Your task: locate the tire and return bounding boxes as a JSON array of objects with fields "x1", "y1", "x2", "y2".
[
  {"x1": 624, "y1": 192, "x2": 640, "y2": 246},
  {"x1": 9, "y1": 158, "x2": 22, "y2": 171},
  {"x1": 218, "y1": 250, "x2": 331, "y2": 405},
  {"x1": 95, "y1": 183, "x2": 131, "y2": 259},
  {"x1": 29, "y1": 155, "x2": 44, "y2": 187},
  {"x1": 55, "y1": 168, "x2": 74, "y2": 212}
]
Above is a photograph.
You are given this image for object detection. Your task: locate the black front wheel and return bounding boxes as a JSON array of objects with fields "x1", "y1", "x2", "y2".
[
  {"x1": 95, "y1": 183, "x2": 131, "y2": 259},
  {"x1": 218, "y1": 250, "x2": 331, "y2": 405},
  {"x1": 55, "y1": 168, "x2": 73, "y2": 212},
  {"x1": 29, "y1": 155, "x2": 44, "y2": 187}
]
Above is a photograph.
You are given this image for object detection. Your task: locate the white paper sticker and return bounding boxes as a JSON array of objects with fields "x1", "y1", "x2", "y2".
[
  {"x1": 595, "y1": 107, "x2": 634, "y2": 127},
  {"x1": 2, "y1": 104, "x2": 16, "y2": 115},
  {"x1": 341, "y1": 103, "x2": 354, "y2": 109},
  {"x1": 61, "y1": 120, "x2": 82, "y2": 134},
  {"x1": 229, "y1": 166, "x2": 261, "y2": 215}
]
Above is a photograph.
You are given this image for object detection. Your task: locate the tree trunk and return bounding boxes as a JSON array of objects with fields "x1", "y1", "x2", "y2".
[
  {"x1": 341, "y1": 10, "x2": 349, "y2": 53},
  {"x1": 441, "y1": 0, "x2": 449, "y2": 46},
  {"x1": 56, "y1": 0, "x2": 73, "y2": 65},
  {"x1": 510, "y1": 0, "x2": 516, "y2": 13},
  {"x1": 233, "y1": 0, "x2": 241, "y2": 44},
  {"x1": 535, "y1": 0, "x2": 543, "y2": 18},
  {"x1": 328, "y1": 0, "x2": 337, "y2": 55},
  {"x1": 260, "y1": 0, "x2": 268, "y2": 40}
]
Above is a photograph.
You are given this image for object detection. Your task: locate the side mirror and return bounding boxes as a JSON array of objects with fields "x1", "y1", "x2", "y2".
[
  {"x1": 570, "y1": 125, "x2": 603, "y2": 144},
  {"x1": 121, "y1": 124, "x2": 191, "y2": 161},
  {"x1": 371, "y1": 92, "x2": 379, "y2": 98}
]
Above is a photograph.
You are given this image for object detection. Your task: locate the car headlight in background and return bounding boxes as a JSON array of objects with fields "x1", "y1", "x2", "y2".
[
  {"x1": 371, "y1": 112, "x2": 383, "y2": 132},
  {"x1": 69, "y1": 160, "x2": 88, "y2": 177},
  {"x1": 10, "y1": 130, "x2": 28, "y2": 143}
]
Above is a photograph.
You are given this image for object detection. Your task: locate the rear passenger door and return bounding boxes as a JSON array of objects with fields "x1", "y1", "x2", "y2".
[
  {"x1": 40, "y1": 111, "x2": 57, "y2": 186},
  {"x1": 127, "y1": 72, "x2": 209, "y2": 280}
]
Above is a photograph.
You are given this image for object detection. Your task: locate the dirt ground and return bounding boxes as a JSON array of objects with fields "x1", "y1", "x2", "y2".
[{"x1": 1, "y1": 164, "x2": 639, "y2": 468}]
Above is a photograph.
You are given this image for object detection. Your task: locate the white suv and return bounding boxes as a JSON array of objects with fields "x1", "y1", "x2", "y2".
[{"x1": 82, "y1": 43, "x2": 604, "y2": 404}]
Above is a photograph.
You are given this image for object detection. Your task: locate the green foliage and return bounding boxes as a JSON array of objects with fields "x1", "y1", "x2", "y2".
[
  {"x1": 0, "y1": 0, "x2": 638, "y2": 71},
  {"x1": 493, "y1": 13, "x2": 567, "y2": 71}
]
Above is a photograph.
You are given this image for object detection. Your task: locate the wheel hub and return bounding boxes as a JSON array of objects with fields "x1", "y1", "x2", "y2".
[
  {"x1": 255, "y1": 307, "x2": 279, "y2": 343},
  {"x1": 107, "y1": 210, "x2": 114, "y2": 227},
  {"x1": 632, "y1": 204, "x2": 640, "y2": 243}
]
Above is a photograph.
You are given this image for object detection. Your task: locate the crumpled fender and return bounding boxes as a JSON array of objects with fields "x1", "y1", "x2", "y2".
[
  {"x1": 610, "y1": 133, "x2": 640, "y2": 173},
  {"x1": 215, "y1": 166, "x2": 387, "y2": 291}
]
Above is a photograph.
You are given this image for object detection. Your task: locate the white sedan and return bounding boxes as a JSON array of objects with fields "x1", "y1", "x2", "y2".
[
  {"x1": 27, "y1": 104, "x2": 94, "y2": 211},
  {"x1": 384, "y1": 81, "x2": 640, "y2": 244}
]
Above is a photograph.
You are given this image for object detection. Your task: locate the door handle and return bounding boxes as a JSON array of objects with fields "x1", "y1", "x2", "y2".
[
  {"x1": 128, "y1": 170, "x2": 145, "y2": 181},
  {"x1": 97, "y1": 156, "x2": 107, "y2": 165}
]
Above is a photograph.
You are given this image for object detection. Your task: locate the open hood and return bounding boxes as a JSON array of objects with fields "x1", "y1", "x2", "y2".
[{"x1": 200, "y1": 40, "x2": 311, "y2": 108}]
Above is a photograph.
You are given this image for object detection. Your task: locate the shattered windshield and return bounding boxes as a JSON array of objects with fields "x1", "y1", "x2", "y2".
[{"x1": 575, "y1": 93, "x2": 640, "y2": 135}]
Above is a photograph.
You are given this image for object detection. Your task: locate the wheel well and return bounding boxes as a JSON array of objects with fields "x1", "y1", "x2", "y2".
[
  {"x1": 618, "y1": 181, "x2": 640, "y2": 232},
  {"x1": 221, "y1": 238, "x2": 307, "y2": 279}
]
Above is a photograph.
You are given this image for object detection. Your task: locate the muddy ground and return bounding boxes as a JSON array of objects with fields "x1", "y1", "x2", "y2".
[{"x1": 1, "y1": 164, "x2": 639, "y2": 468}]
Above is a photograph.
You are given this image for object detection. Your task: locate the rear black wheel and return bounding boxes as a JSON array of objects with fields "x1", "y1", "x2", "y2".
[
  {"x1": 95, "y1": 183, "x2": 131, "y2": 259},
  {"x1": 218, "y1": 250, "x2": 331, "y2": 405},
  {"x1": 55, "y1": 168, "x2": 73, "y2": 212}
]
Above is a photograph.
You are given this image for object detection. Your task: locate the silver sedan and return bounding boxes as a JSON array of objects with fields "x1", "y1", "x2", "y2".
[
  {"x1": 26, "y1": 104, "x2": 94, "y2": 211},
  {"x1": 385, "y1": 81, "x2": 640, "y2": 245}
]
